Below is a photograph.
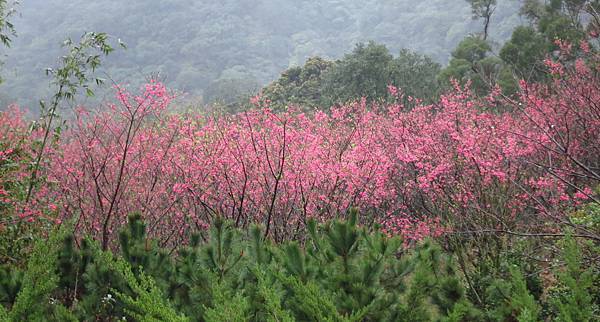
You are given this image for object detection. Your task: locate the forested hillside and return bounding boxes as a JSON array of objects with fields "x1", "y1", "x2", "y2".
[{"x1": 0, "y1": 0, "x2": 521, "y2": 107}]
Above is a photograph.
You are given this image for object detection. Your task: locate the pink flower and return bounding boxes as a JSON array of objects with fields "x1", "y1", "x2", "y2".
[{"x1": 387, "y1": 84, "x2": 398, "y2": 97}]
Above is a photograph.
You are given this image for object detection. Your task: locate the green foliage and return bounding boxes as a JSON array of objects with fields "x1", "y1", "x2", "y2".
[
  {"x1": 570, "y1": 196, "x2": 600, "y2": 231},
  {"x1": 485, "y1": 266, "x2": 541, "y2": 321},
  {"x1": 481, "y1": 234, "x2": 599, "y2": 322},
  {"x1": 46, "y1": 32, "x2": 121, "y2": 101},
  {"x1": 450, "y1": 36, "x2": 492, "y2": 64},
  {"x1": 0, "y1": 265, "x2": 22, "y2": 307},
  {"x1": 389, "y1": 49, "x2": 442, "y2": 105},
  {"x1": 519, "y1": 0, "x2": 595, "y2": 49},
  {"x1": 202, "y1": 216, "x2": 245, "y2": 280},
  {"x1": 0, "y1": 214, "x2": 443, "y2": 320},
  {"x1": 493, "y1": 0, "x2": 600, "y2": 96},
  {"x1": 251, "y1": 267, "x2": 294, "y2": 322},
  {"x1": 497, "y1": 25, "x2": 549, "y2": 94},
  {"x1": 467, "y1": 0, "x2": 497, "y2": 19},
  {"x1": 118, "y1": 213, "x2": 176, "y2": 286},
  {"x1": 74, "y1": 238, "x2": 129, "y2": 317},
  {"x1": 276, "y1": 273, "x2": 346, "y2": 322},
  {"x1": 262, "y1": 56, "x2": 333, "y2": 111},
  {"x1": 439, "y1": 36, "x2": 502, "y2": 95},
  {"x1": 109, "y1": 257, "x2": 187, "y2": 321},
  {"x1": 264, "y1": 43, "x2": 442, "y2": 109},
  {"x1": 202, "y1": 276, "x2": 250, "y2": 322},
  {"x1": 499, "y1": 26, "x2": 547, "y2": 79},
  {"x1": 0, "y1": 0, "x2": 16, "y2": 48},
  {"x1": 395, "y1": 240, "x2": 483, "y2": 321},
  {"x1": 0, "y1": 213, "x2": 597, "y2": 321},
  {"x1": 0, "y1": 222, "x2": 38, "y2": 268},
  {"x1": 552, "y1": 235, "x2": 596, "y2": 321},
  {"x1": 445, "y1": 0, "x2": 598, "y2": 97},
  {"x1": 321, "y1": 41, "x2": 394, "y2": 105},
  {"x1": 6, "y1": 224, "x2": 74, "y2": 321}
]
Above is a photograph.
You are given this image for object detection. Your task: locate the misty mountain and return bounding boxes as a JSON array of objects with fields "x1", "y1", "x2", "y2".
[{"x1": 0, "y1": 0, "x2": 523, "y2": 107}]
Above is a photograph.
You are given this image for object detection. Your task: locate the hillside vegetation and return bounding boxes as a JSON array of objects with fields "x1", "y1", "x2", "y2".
[{"x1": 0, "y1": 0, "x2": 521, "y2": 107}]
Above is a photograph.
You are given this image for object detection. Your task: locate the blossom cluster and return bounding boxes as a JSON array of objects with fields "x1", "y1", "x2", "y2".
[{"x1": 1, "y1": 45, "x2": 598, "y2": 247}]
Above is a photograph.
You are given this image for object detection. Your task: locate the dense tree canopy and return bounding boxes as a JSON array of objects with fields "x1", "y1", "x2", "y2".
[
  {"x1": 520, "y1": 0, "x2": 598, "y2": 44},
  {"x1": 436, "y1": 0, "x2": 600, "y2": 97},
  {"x1": 262, "y1": 0, "x2": 600, "y2": 106},
  {"x1": 321, "y1": 42, "x2": 395, "y2": 106},
  {"x1": 499, "y1": 26, "x2": 548, "y2": 83},
  {"x1": 261, "y1": 57, "x2": 333, "y2": 111},
  {"x1": 263, "y1": 44, "x2": 442, "y2": 110}
]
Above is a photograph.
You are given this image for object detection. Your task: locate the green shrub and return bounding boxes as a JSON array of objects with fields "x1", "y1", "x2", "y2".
[{"x1": 0, "y1": 212, "x2": 597, "y2": 321}]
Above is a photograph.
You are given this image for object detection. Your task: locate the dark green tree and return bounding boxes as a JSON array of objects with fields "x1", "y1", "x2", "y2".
[
  {"x1": 552, "y1": 236, "x2": 596, "y2": 321},
  {"x1": 322, "y1": 41, "x2": 394, "y2": 105},
  {"x1": 265, "y1": 46, "x2": 442, "y2": 110},
  {"x1": 4, "y1": 225, "x2": 76, "y2": 321},
  {"x1": 262, "y1": 56, "x2": 334, "y2": 111},
  {"x1": 438, "y1": 36, "x2": 503, "y2": 96},
  {"x1": 499, "y1": 26, "x2": 547, "y2": 79},
  {"x1": 498, "y1": 26, "x2": 549, "y2": 94},
  {"x1": 485, "y1": 266, "x2": 541, "y2": 321},
  {"x1": 494, "y1": 0, "x2": 599, "y2": 96},
  {"x1": 389, "y1": 49, "x2": 442, "y2": 105},
  {"x1": 519, "y1": 0, "x2": 598, "y2": 47}
]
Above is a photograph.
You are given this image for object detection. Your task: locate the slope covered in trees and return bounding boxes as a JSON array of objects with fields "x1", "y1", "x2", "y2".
[
  {"x1": 0, "y1": 0, "x2": 522, "y2": 107},
  {"x1": 261, "y1": 0, "x2": 600, "y2": 110}
]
